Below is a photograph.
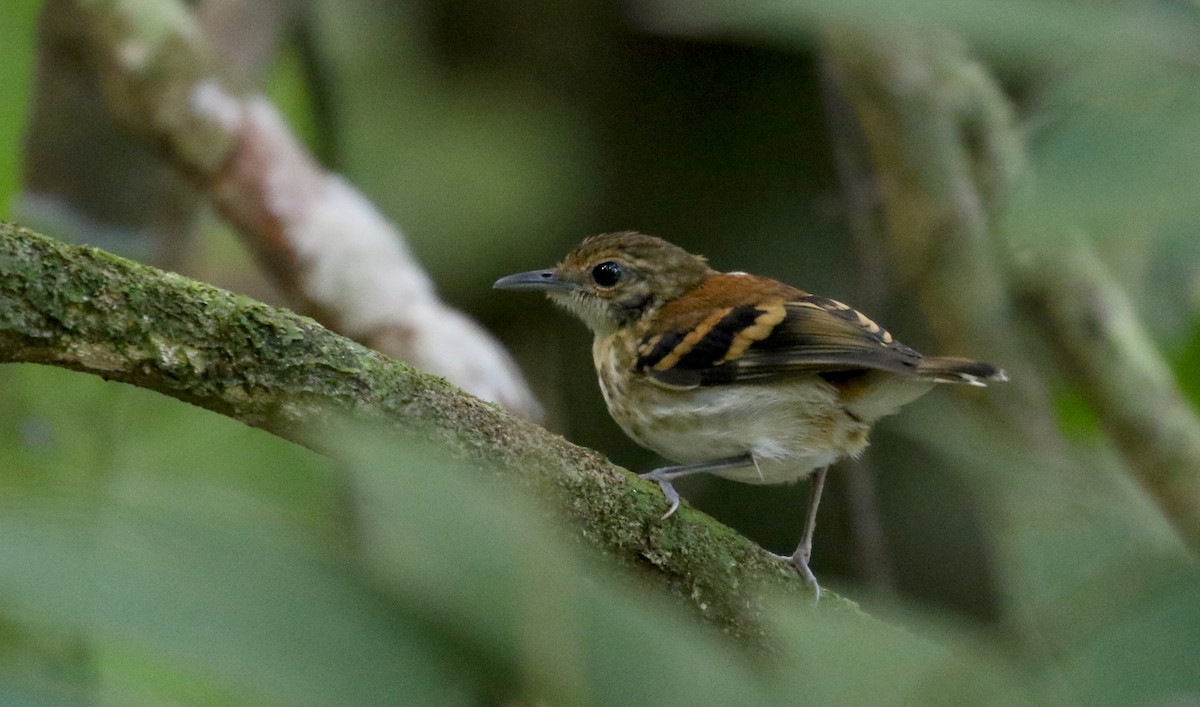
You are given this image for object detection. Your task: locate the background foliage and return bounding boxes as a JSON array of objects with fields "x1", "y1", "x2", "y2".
[{"x1": 2, "y1": 0, "x2": 1200, "y2": 703}]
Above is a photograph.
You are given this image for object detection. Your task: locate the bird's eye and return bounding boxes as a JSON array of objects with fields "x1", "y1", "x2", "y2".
[{"x1": 590, "y1": 261, "x2": 623, "y2": 288}]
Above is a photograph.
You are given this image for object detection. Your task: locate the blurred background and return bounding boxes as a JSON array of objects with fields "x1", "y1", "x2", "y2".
[{"x1": 2, "y1": 0, "x2": 1200, "y2": 703}]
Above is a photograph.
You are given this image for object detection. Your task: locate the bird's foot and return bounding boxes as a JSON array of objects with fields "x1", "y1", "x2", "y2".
[
  {"x1": 770, "y1": 550, "x2": 820, "y2": 604},
  {"x1": 789, "y1": 550, "x2": 821, "y2": 605},
  {"x1": 638, "y1": 469, "x2": 682, "y2": 519}
]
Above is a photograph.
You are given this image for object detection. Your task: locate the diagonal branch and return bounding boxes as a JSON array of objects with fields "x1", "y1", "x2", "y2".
[
  {"x1": 51, "y1": 0, "x2": 541, "y2": 420},
  {"x1": 823, "y1": 26, "x2": 1200, "y2": 553},
  {"x1": 1014, "y1": 241, "x2": 1200, "y2": 548},
  {"x1": 0, "y1": 221, "x2": 861, "y2": 643}
]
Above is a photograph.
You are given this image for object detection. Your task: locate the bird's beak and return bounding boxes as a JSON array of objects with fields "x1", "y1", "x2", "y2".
[{"x1": 493, "y1": 269, "x2": 578, "y2": 292}]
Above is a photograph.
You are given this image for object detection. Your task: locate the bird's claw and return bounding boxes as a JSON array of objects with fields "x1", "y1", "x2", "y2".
[
  {"x1": 769, "y1": 551, "x2": 821, "y2": 604},
  {"x1": 659, "y1": 484, "x2": 681, "y2": 520},
  {"x1": 789, "y1": 552, "x2": 822, "y2": 605},
  {"x1": 639, "y1": 471, "x2": 681, "y2": 519}
]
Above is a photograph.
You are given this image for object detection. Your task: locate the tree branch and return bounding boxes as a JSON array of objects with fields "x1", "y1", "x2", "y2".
[
  {"x1": 822, "y1": 29, "x2": 1055, "y2": 436},
  {"x1": 823, "y1": 26, "x2": 1200, "y2": 552},
  {"x1": 1014, "y1": 241, "x2": 1200, "y2": 548},
  {"x1": 0, "y1": 221, "x2": 862, "y2": 643},
  {"x1": 54, "y1": 0, "x2": 541, "y2": 421}
]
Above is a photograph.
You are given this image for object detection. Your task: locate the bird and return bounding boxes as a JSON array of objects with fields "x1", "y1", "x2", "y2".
[{"x1": 494, "y1": 232, "x2": 1006, "y2": 598}]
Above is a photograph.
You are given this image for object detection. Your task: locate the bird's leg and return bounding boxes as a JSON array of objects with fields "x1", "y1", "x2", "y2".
[
  {"x1": 789, "y1": 466, "x2": 829, "y2": 601},
  {"x1": 639, "y1": 454, "x2": 754, "y2": 520}
]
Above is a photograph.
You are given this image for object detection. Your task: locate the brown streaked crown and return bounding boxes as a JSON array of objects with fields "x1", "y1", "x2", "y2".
[{"x1": 549, "y1": 232, "x2": 714, "y2": 334}]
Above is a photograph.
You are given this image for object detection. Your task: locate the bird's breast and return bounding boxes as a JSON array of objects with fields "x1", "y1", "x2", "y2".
[{"x1": 592, "y1": 332, "x2": 869, "y2": 484}]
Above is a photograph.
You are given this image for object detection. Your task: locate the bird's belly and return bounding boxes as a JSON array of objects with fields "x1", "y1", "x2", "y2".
[{"x1": 600, "y1": 374, "x2": 868, "y2": 485}]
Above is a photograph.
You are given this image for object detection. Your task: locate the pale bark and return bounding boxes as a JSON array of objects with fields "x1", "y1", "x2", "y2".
[{"x1": 45, "y1": 0, "x2": 541, "y2": 420}]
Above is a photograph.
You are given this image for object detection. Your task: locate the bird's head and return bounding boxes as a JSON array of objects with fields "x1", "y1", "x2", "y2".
[{"x1": 494, "y1": 232, "x2": 713, "y2": 335}]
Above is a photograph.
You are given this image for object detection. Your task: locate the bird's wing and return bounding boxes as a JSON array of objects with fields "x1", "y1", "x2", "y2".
[{"x1": 635, "y1": 295, "x2": 924, "y2": 389}]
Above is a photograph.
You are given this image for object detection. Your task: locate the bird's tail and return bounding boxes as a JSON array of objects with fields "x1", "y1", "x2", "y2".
[{"x1": 917, "y1": 357, "x2": 1008, "y2": 387}]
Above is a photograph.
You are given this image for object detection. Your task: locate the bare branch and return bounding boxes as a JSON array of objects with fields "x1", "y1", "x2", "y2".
[
  {"x1": 823, "y1": 26, "x2": 1200, "y2": 552},
  {"x1": 822, "y1": 28, "x2": 1061, "y2": 446},
  {"x1": 1015, "y1": 241, "x2": 1200, "y2": 548},
  {"x1": 56, "y1": 0, "x2": 542, "y2": 420}
]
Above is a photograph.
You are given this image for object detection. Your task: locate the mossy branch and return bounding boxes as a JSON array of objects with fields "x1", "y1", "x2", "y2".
[{"x1": 0, "y1": 221, "x2": 863, "y2": 642}]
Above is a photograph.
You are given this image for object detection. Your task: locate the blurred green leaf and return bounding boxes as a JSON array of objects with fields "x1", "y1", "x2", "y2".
[
  {"x1": 771, "y1": 604, "x2": 1039, "y2": 705},
  {"x1": 1058, "y1": 568, "x2": 1200, "y2": 703},
  {"x1": 336, "y1": 429, "x2": 780, "y2": 705},
  {"x1": 1022, "y1": 60, "x2": 1200, "y2": 242},
  {"x1": 0, "y1": 366, "x2": 467, "y2": 706}
]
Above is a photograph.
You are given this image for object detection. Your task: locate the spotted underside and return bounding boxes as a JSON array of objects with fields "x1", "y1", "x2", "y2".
[{"x1": 634, "y1": 274, "x2": 925, "y2": 389}]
